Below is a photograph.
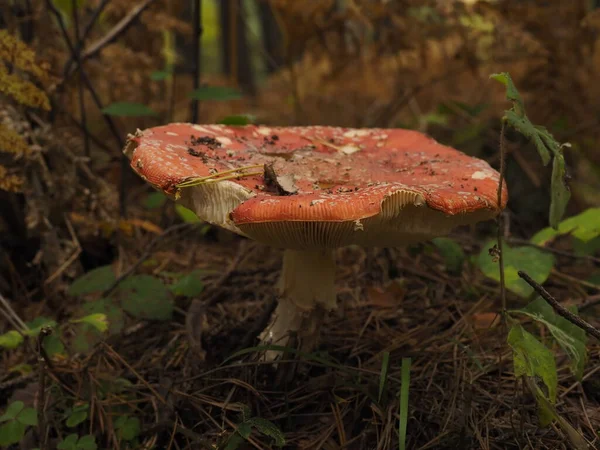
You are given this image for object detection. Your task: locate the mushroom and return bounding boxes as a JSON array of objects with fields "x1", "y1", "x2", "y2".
[{"x1": 124, "y1": 124, "x2": 507, "y2": 359}]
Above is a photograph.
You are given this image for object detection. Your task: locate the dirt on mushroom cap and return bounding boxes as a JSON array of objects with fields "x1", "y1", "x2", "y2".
[{"x1": 125, "y1": 123, "x2": 508, "y2": 224}]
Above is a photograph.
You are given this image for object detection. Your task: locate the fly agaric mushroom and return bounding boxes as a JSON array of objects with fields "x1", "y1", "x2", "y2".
[{"x1": 124, "y1": 124, "x2": 507, "y2": 358}]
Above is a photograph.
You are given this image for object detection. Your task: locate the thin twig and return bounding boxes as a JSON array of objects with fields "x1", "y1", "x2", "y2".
[
  {"x1": 62, "y1": 0, "x2": 111, "y2": 78},
  {"x1": 518, "y1": 271, "x2": 600, "y2": 342},
  {"x1": 80, "y1": 0, "x2": 156, "y2": 63},
  {"x1": 101, "y1": 223, "x2": 197, "y2": 297},
  {"x1": 37, "y1": 327, "x2": 52, "y2": 450},
  {"x1": 497, "y1": 121, "x2": 507, "y2": 316},
  {"x1": 47, "y1": 1, "x2": 124, "y2": 150},
  {"x1": 190, "y1": 0, "x2": 203, "y2": 123},
  {"x1": 46, "y1": 0, "x2": 128, "y2": 216},
  {"x1": 72, "y1": 0, "x2": 90, "y2": 157},
  {"x1": 102, "y1": 342, "x2": 167, "y2": 404},
  {"x1": 0, "y1": 292, "x2": 28, "y2": 332},
  {"x1": 507, "y1": 237, "x2": 600, "y2": 264},
  {"x1": 578, "y1": 294, "x2": 600, "y2": 312}
]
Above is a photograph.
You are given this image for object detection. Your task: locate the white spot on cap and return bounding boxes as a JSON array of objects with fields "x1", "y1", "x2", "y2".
[
  {"x1": 343, "y1": 129, "x2": 369, "y2": 138},
  {"x1": 341, "y1": 145, "x2": 360, "y2": 155},
  {"x1": 166, "y1": 132, "x2": 178, "y2": 136},
  {"x1": 216, "y1": 136, "x2": 232, "y2": 145},
  {"x1": 471, "y1": 171, "x2": 492, "y2": 180},
  {"x1": 192, "y1": 125, "x2": 212, "y2": 133},
  {"x1": 257, "y1": 127, "x2": 272, "y2": 136}
]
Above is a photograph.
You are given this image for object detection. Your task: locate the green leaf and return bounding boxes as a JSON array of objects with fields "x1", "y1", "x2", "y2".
[
  {"x1": 0, "y1": 330, "x2": 23, "y2": 349},
  {"x1": 421, "y1": 112, "x2": 449, "y2": 126},
  {"x1": 175, "y1": 204, "x2": 201, "y2": 223},
  {"x1": 508, "y1": 323, "x2": 557, "y2": 403},
  {"x1": 236, "y1": 422, "x2": 252, "y2": 439},
  {"x1": 169, "y1": 270, "x2": 205, "y2": 297},
  {"x1": 549, "y1": 153, "x2": 571, "y2": 228},
  {"x1": 0, "y1": 420, "x2": 26, "y2": 446},
  {"x1": 432, "y1": 237, "x2": 465, "y2": 274},
  {"x1": 511, "y1": 297, "x2": 587, "y2": 379},
  {"x1": 143, "y1": 191, "x2": 167, "y2": 209},
  {"x1": 224, "y1": 432, "x2": 246, "y2": 450},
  {"x1": 66, "y1": 405, "x2": 88, "y2": 427},
  {"x1": 398, "y1": 357, "x2": 411, "y2": 450},
  {"x1": 71, "y1": 313, "x2": 109, "y2": 333},
  {"x1": 101, "y1": 102, "x2": 157, "y2": 117},
  {"x1": 245, "y1": 417, "x2": 285, "y2": 447},
  {"x1": 491, "y1": 71, "x2": 571, "y2": 228},
  {"x1": 82, "y1": 298, "x2": 124, "y2": 335},
  {"x1": 69, "y1": 265, "x2": 116, "y2": 296},
  {"x1": 504, "y1": 110, "x2": 551, "y2": 165},
  {"x1": 150, "y1": 70, "x2": 172, "y2": 81},
  {"x1": 477, "y1": 241, "x2": 555, "y2": 297},
  {"x1": 24, "y1": 316, "x2": 56, "y2": 337},
  {"x1": 43, "y1": 333, "x2": 65, "y2": 357},
  {"x1": 0, "y1": 401, "x2": 24, "y2": 422},
  {"x1": 116, "y1": 275, "x2": 173, "y2": 320},
  {"x1": 77, "y1": 434, "x2": 97, "y2": 450},
  {"x1": 572, "y1": 236, "x2": 600, "y2": 256},
  {"x1": 217, "y1": 114, "x2": 255, "y2": 125},
  {"x1": 531, "y1": 208, "x2": 600, "y2": 245},
  {"x1": 490, "y1": 72, "x2": 524, "y2": 115},
  {"x1": 378, "y1": 351, "x2": 390, "y2": 403},
  {"x1": 52, "y1": 0, "x2": 86, "y2": 18},
  {"x1": 9, "y1": 363, "x2": 33, "y2": 375},
  {"x1": 188, "y1": 86, "x2": 242, "y2": 101},
  {"x1": 17, "y1": 408, "x2": 38, "y2": 426},
  {"x1": 57, "y1": 433, "x2": 78, "y2": 449},
  {"x1": 116, "y1": 416, "x2": 141, "y2": 441}
]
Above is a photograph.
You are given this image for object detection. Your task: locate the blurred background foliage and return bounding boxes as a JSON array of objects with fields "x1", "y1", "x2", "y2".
[
  {"x1": 0, "y1": 0, "x2": 598, "y2": 330},
  {"x1": 3, "y1": 0, "x2": 600, "y2": 298}
]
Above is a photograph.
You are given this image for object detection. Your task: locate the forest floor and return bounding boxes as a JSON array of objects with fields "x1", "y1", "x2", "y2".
[{"x1": 3, "y1": 218, "x2": 599, "y2": 450}]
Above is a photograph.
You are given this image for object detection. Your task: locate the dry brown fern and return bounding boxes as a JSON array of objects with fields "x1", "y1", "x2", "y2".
[{"x1": 0, "y1": 30, "x2": 50, "y2": 110}]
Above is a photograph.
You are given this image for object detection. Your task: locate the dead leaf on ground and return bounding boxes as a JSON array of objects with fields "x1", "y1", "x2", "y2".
[
  {"x1": 367, "y1": 279, "x2": 406, "y2": 307},
  {"x1": 470, "y1": 312, "x2": 501, "y2": 329}
]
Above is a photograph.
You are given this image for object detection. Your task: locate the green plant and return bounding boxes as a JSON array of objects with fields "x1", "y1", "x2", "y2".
[
  {"x1": 491, "y1": 72, "x2": 570, "y2": 229},
  {"x1": 0, "y1": 401, "x2": 38, "y2": 446},
  {"x1": 398, "y1": 357, "x2": 411, "y2": 450},
  {"x1": 114, "y1": 415, "x2": 141, "y2": 443},
  {"x1": 56, "y1": 433, "x2": 97, "y2": 450},
  {"x1": 487, "y1": 72, "x2": 593, "y2": 447},
  {"x1": 0, "y1": 265, "x2": 206, "y2": 354},
  {"x1": 224, "y1": 406, "x2": 285, "y2": 449}
]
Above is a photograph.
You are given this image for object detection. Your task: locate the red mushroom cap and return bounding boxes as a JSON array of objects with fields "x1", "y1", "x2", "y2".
[{"x1": 125, "y1": 123, "x2": 507, "y2": 249}]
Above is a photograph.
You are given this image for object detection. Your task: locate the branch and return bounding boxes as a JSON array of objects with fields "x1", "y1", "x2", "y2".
[
  {"x1": 101, "y1": 223, "x2": 197, "y2": 297},
  {"x1": 36, "y1": 327, "x2": 51, "y2": 450},
  {"x1": 190, "y1": 0, "x2": 203, "y2": 123},
  {"x1": 518, "y1": 270, "x2": 600, "y2": 342},
  {"x1": 79, "y1": 0, "x2": 156, "y2": 63},
  {"x1": 46, "y1": 0, "x2": 128, "y2": 215},
  {"x1": 62, "y1": 0, "x2": 111, "y2": 79}
]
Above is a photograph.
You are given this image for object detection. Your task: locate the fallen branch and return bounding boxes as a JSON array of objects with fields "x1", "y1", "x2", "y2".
[{"x1": 518, "y1": 270, "x2": 600, "y2": 342}]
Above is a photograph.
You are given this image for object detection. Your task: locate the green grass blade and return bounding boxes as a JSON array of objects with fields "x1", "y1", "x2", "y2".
[
  {"x1": 378, "y1": 351, "x2": 390, "y2": 403},
  {"x1": 398, "y1": 357, "x2": 411, "y2": 450}
]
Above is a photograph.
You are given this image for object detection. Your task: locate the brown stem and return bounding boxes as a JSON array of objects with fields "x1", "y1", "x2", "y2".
[
  {"x1": 497, "y1": 121, "x2": 507, "y2": 316},
  {"x1": 518, "y1": 270, "x2": 600, "y2": 342},
  {"x1": 190, "y1": 0, "x2": 203, "y2": 123},
  {"x1": 37, "y1": 327, "x2": 52, "y2": 450},
  {"x1": 71, "y1": 0, "x2": 90, "y2": 157}
]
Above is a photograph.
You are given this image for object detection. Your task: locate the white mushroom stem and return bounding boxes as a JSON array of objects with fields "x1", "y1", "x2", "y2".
[{"x1": 259, "y1": 249, "x2": 337, "y2": 360}]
